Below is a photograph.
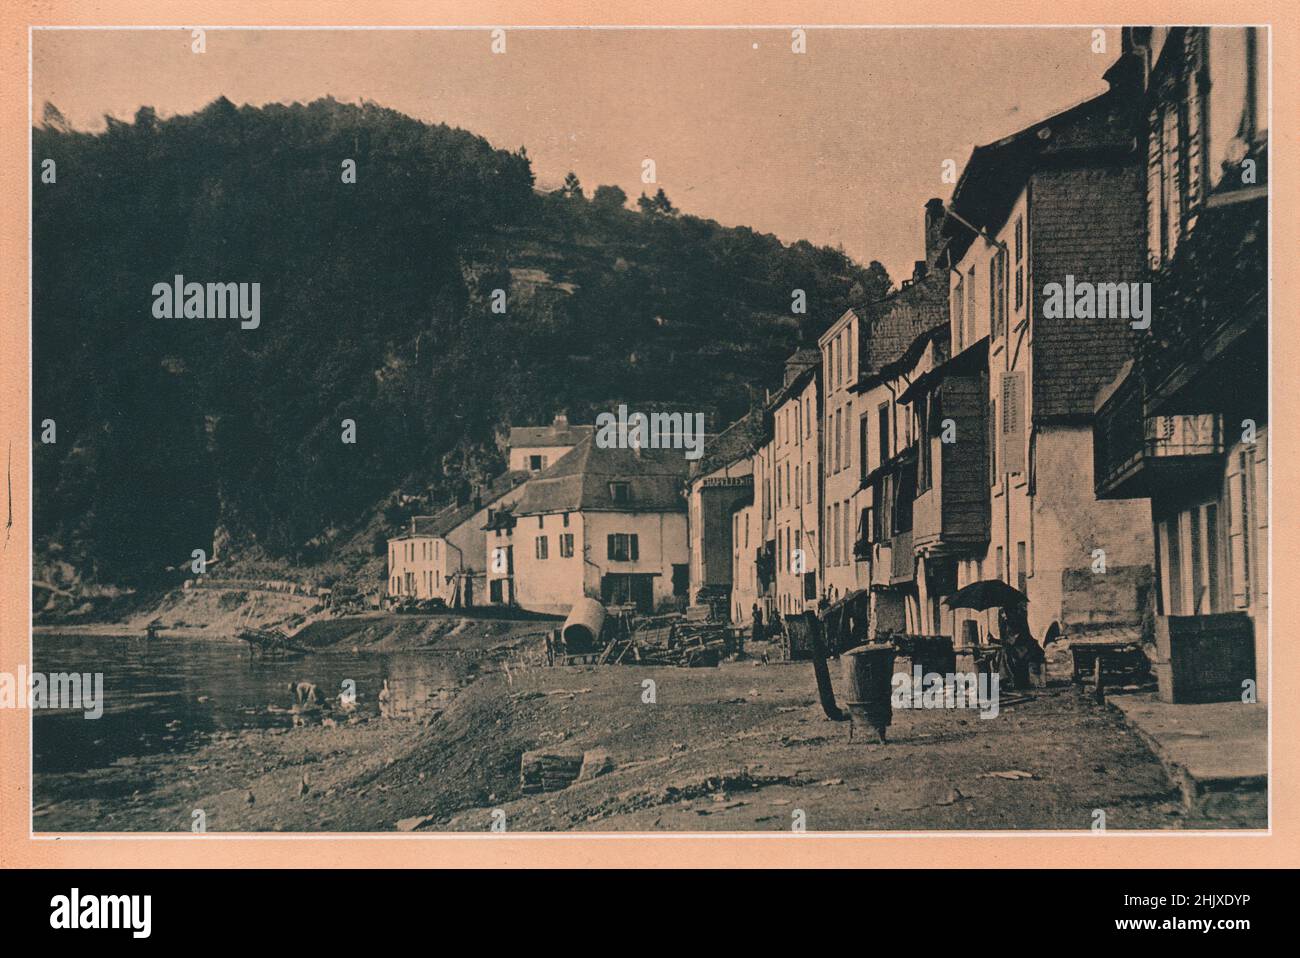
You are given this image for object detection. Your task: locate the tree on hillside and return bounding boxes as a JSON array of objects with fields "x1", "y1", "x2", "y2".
[
  {"x1": 561, "y1": 171, "x2": 584, "y2": 198},
  {"x1": 591, "y1": 184, "x2": 627, "y2": 210},
  {"x1": 32, "y1": 97, "x2": 897, "y2": 585},
  {"x1": 637, "y1": 188, "x2": 677, "y2": 217}
]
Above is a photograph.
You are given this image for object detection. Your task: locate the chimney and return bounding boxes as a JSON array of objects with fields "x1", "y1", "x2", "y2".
[
  {"x1": 924, "y1": 198, "x2": 946, "y2": 267},
  {"x1": 1104, "y1": 28, "x2": 1147, "y2": 99},
  {"x1": 783, "y1": 349, "x2": 819, "y2": 387},
  {"x1": 553, "y1": 413, "x2": 569, "y2": 430}
]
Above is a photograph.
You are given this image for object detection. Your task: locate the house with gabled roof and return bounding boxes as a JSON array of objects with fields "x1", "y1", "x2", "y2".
[
  {"x1": 936, "y1": 43, "x2": 1154, "y2": 648},
  {"x1": 504, "y1": 436, "x2": 691, "y2": 615},
  {"x1": 386, "y1": 469, "x2": 531, "y2": 606},
  {"x1": 508, "y1": 414, "x2": 594, "y2": 473}
]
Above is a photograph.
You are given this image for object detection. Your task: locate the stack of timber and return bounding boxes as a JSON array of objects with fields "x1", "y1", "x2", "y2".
[{"x1": 519, "y1": 750, "x2": 585, "y2": 793}]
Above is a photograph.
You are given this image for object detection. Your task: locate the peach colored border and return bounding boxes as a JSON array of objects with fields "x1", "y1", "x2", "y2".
[{"x1": 2, "y1": 0, "x2": 1295, "y2": 869}]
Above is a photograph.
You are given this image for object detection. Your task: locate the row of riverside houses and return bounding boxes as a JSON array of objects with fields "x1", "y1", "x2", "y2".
[
  {"x1": 695, "y1": 27, "x2": 1267, "y2": 704},
  {"x1": 387, "y1": 28, "x2": 1266, "y2": 703}
]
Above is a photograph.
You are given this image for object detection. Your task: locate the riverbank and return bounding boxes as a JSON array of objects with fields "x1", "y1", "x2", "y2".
[{"x1": 33, "y1": 636, "x2": 1242, "y2": 832}]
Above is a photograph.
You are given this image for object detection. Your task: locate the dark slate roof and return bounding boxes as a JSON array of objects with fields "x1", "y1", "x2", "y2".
[
  {"x1": 942, "y1": 88, "x2": 1137, "y2": 263},
  {"x1": 689, "y1": 408, "x2": 765, "y2": 479},
  {"x1": 850, "y1": 268, "x2": 950, "y2": 388},
  {"x1": 508, "y1": 421, "x2": 594, "y2": 448},
  {"x1": 399, "y1": 470, "x2": 532, "y2": 539},
  {"x1": 513, "y1": 436, "x2": 689, "y2": 516}
]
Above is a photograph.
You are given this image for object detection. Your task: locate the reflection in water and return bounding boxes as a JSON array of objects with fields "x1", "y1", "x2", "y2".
[{"x1": 32, "y1": 634, "x2": 477, "y2": 773}]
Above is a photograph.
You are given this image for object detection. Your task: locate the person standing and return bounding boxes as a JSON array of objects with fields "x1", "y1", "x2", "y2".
[{"x1": 751, "y1": 602, "x2": 764, "y2": 647}]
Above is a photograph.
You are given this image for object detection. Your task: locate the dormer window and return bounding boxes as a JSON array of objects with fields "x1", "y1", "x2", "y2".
[{"x1": 609, "y1": 482, "x2": 631, "y2": 505}]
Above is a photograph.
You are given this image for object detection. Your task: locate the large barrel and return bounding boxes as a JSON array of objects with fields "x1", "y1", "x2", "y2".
[
  {"x1": 841, "y1": 644, "x2": 897, "y2": 742},
  {"x1": 562, "y1": 597, "x2": 607, "y2": 651}
]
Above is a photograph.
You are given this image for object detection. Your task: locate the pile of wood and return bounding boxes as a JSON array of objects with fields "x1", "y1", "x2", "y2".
[
  {"x1": 637, "y1": 626, "x2": 730, "y2": 667},
  {"x1": 519, "y1": 750, "x2": 585, "y2": 794}
]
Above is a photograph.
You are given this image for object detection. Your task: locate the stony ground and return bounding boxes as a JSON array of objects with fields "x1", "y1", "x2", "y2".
[{"x1": 34, "y1": 637, "x2": 1219, "y2": 833}]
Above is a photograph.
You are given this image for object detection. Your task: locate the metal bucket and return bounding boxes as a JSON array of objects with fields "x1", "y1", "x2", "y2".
[
  {"x1": 562, "y1": 597, "x2": 607, "y2": 652},
  {"x1": 841, "y1": 644, "x2": 897, "y2": 742}
]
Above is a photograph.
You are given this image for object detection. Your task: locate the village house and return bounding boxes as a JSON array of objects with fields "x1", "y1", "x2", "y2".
[
  {"x1": 935, "y1": 46, "x2": 1155, "y2": 647},
  {"x1": 386, "y1": 469, "x2": 532, "y2": 606},
  {"x1": 730, "y1": 498, "x2": 759, "y2": 625},
  {"x1": 897, "y1": 328, "x2": 989, "y2": 637},
  {"x1": 749, "y1": 413, "x2": 778, "y2": 621},
  {"x1": 765, "y1": 350, "x2": 822, "y2": 617},
  {"x1": 685, "y1": 409, "x2": 763, "y2": 617},
  {"x1": 507, "y1": 414, "x2": 593, "y2": 473},
  {"x1": 504, "y1": 436, "x2": 691, "y2": 615},
  {"x1": 1092, "y1": 26, "x2": 1268, "y2": 701},
  {"x1": 848, "y1": 233, "x2": 951, "y2": 636},
  {"x1": 821, "y1": 199, "x2": 948, "y2": 607},
  {"x1": 817, "y1": 304, "x2": 866, "y2": 603}
]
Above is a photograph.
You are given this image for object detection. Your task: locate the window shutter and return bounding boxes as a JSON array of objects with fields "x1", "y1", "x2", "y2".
[
  {"x1": 630, "y1": 535, "x2": 639, "y2": 561},
  {"x1": 989, "y1": 255, "x2": 1001, "y2": 338},
  {"x1": 1147, "y1": 106, "x2": 1164, "y2": 268},
  {"x1": 1226, "y1": 456, "x2": 1248, "y2": 607},
  {"x1": 1001, "y1": 371, "x2": 1026, "y2": 475},
  {"x1": 607, "y1": 534, "x2": 616, "y2": 560},
  {"x1": 1163, "y1": 105, "x2": 1182, "y2": 260},
  {"x1": 1185, "y1": 53, "x2": 1203, "y2": 209}
]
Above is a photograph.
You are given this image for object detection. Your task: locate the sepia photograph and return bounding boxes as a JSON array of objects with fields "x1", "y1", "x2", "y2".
[{"x1": 14, "y1": 18, "x2": 1271, "y2": 846}]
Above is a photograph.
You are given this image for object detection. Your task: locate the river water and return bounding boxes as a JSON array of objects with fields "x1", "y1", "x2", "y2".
[{"x1": 32, "y1": 634, "x2": 476, "y2": 774}]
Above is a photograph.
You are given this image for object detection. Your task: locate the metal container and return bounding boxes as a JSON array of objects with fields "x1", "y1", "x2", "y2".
[
  {"x1": 562, "y1": 596, "x2": 607, "y2": 652},
  {"x1": 841, "y1": 643, "x2": 897, "y2": 742}
]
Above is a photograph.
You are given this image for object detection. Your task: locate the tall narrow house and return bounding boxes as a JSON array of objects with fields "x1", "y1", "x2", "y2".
[
  {"x1": 938, "y1": 48, "x2": 1155, "y2": 646},
  {"x1": 849, "y1": 256, "x2": 951, "y2": 633},
  {"x1": 686, "y1": 409, "x2": 763, "y2": 618},
  {"x1": 1093, "y1": 27, "x2": 1268, "y2": 701}
]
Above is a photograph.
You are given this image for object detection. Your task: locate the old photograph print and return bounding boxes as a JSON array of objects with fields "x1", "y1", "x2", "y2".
[{"x1": 27, "y1": 26, "x2": 1268, "y2": 833}]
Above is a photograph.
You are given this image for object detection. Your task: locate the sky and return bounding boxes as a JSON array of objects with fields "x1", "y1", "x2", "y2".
[{"x1": 33, "y1": 27, "x2": 1119, "y2": 285}]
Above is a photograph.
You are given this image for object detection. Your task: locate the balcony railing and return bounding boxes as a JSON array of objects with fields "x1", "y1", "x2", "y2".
[{"x1": 1095, "y1": 368, "x2": 1225, "y2": 499}]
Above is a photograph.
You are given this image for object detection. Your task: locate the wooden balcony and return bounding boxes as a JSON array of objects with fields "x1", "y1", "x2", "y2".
[
  {"x1": 910, "y1": 371, "x2": 990, "y2": 557},
  {"x1": 1094, "y1": 366, "x2": 1225, "y2": 500}
]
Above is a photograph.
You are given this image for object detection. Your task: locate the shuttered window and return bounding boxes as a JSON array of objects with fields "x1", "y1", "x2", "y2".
[
  {"x1": 1013, "y1": 217, "x2": 1025, "y2": 311},
  {"x1": 607, "y1": 533, "x2": 639, "y2": 562},
  {"x1": 1147, "y1": 106, "x2": 1164, "y2": 268},
  {"x1": 1161, "y1": 105, "x2": 1183, "y2": 264},
  {"x1": 1000, "y1": 370, "x2": 1026, "y2": 475},
  {"x1": 990, "y1": 248, "x2": 1007, "y2": 339},
  {"x1": 1227, "y1": 454, "x2": 1249, "y2": 607}
]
